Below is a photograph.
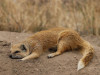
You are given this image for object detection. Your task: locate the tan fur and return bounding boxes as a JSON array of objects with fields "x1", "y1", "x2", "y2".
[{"x1": 10, "y1": 27, "x2": 94, "y2": 70}]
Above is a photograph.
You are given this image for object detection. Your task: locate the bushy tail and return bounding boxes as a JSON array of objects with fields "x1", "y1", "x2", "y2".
[{"x1": 77, "y1": 41, "x2": 94, "y2": 71}]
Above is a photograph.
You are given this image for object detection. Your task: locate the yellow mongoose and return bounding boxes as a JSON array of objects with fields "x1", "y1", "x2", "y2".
[{"x1": 10, "y1": 28, "x2": 94, "y2": 71}]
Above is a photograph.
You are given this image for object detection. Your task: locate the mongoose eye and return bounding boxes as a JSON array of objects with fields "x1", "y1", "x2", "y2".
[{"x1": 14, "y1": 51, "x2": 20, "y2": 53}]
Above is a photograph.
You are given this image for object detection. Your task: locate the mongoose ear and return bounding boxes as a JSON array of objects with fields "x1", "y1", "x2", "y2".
[{"x1": 20, "y1": 44, "x2": 27, "y2": 52}]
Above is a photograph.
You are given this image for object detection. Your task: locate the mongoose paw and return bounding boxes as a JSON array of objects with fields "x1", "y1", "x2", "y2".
[{"x1": 47, "y1": 54, "x2": 54, "y2": 58}]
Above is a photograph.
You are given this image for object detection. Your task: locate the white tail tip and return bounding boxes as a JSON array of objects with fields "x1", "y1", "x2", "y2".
[{"x1": 77, "y1": 60, "x2": 85, "y2": 71}]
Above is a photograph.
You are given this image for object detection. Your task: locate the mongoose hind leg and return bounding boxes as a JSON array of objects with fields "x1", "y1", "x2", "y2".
[{"x1": 48, "y1": 40, "x2": 68, "y2": 58}]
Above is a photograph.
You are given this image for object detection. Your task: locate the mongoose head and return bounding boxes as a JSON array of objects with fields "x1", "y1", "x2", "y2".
[{"x1": 9, "y1": 43, "x2": 30, "y2": 59}]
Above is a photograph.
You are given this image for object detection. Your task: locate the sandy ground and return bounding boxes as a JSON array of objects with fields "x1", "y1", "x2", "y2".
[{"x1": 0, "y1": 31, "x2": 100, "y2": 75}]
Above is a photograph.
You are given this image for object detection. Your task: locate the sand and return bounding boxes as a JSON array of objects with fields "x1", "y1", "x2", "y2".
[{"x1": 0, "y1": 31, "x2": 99, "y2": 75}]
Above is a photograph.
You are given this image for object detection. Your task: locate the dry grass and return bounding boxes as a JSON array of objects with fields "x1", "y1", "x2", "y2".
[{"x1": 0, "y1": 0, "x2": 100, "y2": 35}]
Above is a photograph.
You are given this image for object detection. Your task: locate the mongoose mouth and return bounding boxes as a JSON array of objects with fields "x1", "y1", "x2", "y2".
[{"x1": 9, "y1": 54, "x2": 23, "y2": 59}]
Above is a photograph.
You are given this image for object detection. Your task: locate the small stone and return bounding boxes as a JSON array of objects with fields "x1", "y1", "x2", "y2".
[{"x1": 74, "y1": 56, "x2": 76, "y2": 58}]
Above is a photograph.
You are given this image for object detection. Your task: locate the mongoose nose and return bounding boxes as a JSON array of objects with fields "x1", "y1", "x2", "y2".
[{"x1": 9, "y1": 54, "x2": 12, "y2": 58}]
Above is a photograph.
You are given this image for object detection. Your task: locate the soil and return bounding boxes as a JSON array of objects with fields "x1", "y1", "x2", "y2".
[{"x1": 0, "y1": 31, "x2": 100, "y2": 75}]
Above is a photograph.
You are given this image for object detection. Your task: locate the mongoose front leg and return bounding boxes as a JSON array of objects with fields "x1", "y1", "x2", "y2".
[{"x1": 21, "y1": 52, "x2": 39, "y2": 61}]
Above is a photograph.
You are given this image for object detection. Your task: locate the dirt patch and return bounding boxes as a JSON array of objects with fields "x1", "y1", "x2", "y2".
[{"x1": 0, "y1": 31, "x2": 100, "y2": 75}]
